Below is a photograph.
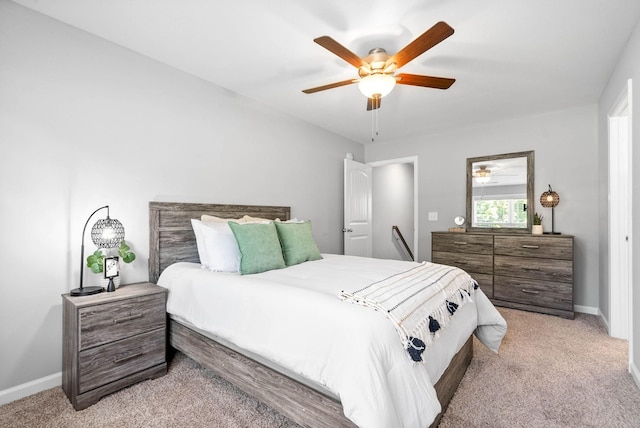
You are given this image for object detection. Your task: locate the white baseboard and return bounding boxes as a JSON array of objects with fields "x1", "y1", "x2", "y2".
[
  {"x1": 574, "y1": 304, "x2": 599, "y2": 315},
  {"x1": 631, "y1": 361, "x2": 640, "y2": 391},
  {"x1": 0, "y1": 372, "x2": 61, "y2": 406}
]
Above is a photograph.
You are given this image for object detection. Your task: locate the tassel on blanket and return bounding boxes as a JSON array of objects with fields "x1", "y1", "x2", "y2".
[
  {"x1": 446, "y1": 300, "x2": 459, "y2": 315},
  {"x1": 473, "y1": 279, "x2": 479, "y2": 290},
  {"x1": 428, "y1": 316, "x2": 441, "y2": 333},
  {"x1": 406, "y1": 337, "x2": 426, "y2": 362}
]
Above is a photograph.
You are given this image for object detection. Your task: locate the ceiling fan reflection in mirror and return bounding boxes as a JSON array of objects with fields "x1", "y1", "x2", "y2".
[
  {"x1": 474, "y1": 166, "x2": 492, "y2": 184},
  {"x1": 302, "y1": 21, "x2": 456, "y2": 112},
  {"x1": 473, "y1": 163, "x2": 520, "y2": 186}
]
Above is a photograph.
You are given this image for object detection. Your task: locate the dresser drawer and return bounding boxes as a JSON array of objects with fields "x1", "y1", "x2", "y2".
[
  {"x1": 432, "y1": 233, "x2": 493, "y2": 255},
  {"x1": 78, "y1": 328, "x2": 165, "y2": 394},
  {"x1": 494, "y1": 276, "x2": 573, "y2": 311},
  {"x1": 473, "y1": 273, "x2": 494, "y2": 298},
  {"x1": 79, "y1": 293, "x2": 166, "y2": 350},
  {"x1": 494, "y1": 235, "x2": 573, "y2": 260},
  {"x1": 494, "y1": 255, "x2": 572, "y2": 283},
  {"x1": 432, "y1": 251, "x2": 493, "y2": 275}
]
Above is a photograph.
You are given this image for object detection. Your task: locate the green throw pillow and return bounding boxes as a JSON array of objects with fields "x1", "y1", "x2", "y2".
[
  {"x1": 274, "y1": 221, "x2": 323, "y2": 266},
  {"x1": 228, "y1": 222, "x2": 286, "y2": 275}
]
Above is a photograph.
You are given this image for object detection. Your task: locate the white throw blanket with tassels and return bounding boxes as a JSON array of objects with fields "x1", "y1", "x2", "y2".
[{"x1": 340, "y1": 261, "x2": 476, "y2": 363}]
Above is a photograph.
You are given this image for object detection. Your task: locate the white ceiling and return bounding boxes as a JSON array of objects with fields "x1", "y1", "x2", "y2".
[{"x1": 12, "y1": 0, "x2": 640, "y2": 144}]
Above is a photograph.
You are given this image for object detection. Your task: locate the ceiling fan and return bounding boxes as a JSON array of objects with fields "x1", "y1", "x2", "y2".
[
  {"x1": 473, "y1": 166, "x2": 492, "y2": 184},
  {"x1": 302, "y1": 21, "x2": 456, "y2": 111}
]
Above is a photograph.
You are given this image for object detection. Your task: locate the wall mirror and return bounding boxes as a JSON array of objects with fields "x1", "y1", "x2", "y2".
[{"x1": 466, "y1": 150, "x2": 534, "y2": 233}]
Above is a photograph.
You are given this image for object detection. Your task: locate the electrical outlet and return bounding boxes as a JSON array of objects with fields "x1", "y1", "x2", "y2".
[{"x1": 428, "y1": 212, "x2": 438, "y2": 221}]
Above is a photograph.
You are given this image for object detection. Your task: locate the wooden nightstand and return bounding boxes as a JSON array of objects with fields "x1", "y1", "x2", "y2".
[{"x1": 62, "y1": 282, "x2": 167, "y2": 410}]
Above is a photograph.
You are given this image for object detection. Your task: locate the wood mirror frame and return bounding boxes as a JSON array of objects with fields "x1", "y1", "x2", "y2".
[{"x1": 466, "y1": 150, "x2": 534, "y2": 233}]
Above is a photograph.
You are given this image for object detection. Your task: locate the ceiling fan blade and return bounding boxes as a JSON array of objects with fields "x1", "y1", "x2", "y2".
[
  {"x1": 314, "y1": 36, "x2": 366, "y2": 69},
  {"x1": 390, "y1": 21, "x2": 454, "y2": 69},
  {"x1": 396, "y1": 73, "x2": 455, "y2": 89},
  {"x1": 302, "y1": 79, "x2": 357, "y2": 94},
  {"x1": 366, "y1": 97, "x2": 381, "y2": 111}
]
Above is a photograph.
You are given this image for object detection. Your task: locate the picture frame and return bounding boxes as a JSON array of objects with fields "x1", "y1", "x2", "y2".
[{"x1": 104, "y1": 256, "x2": 120, "y2": 279}]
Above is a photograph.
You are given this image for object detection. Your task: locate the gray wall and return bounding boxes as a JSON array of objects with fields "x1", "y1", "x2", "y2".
[
  {"x1": 365, "y1": 104, "x2": 600, "y2": 311},
  {"x1": 0, "y1": 1, "x2": 363, "y2": 392},
  {"x1": 372, "y1": 163, "x2": 414, "y2": 260},
  {"x1": 597, "y1": 17, "x2": 640, "y2": 384}
]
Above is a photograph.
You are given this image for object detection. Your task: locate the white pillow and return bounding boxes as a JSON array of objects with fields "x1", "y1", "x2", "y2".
[
  {"x1": 199, "y1": 222, "x2": 241, "y2": 272},
  {"x1": 201, "y1": 214, "x2": 244, "y2": 224},
  {"x1": 191, "y1": 219, "x2": 210, "y2": 269},
  {"x1": 282, "y1": 217, "x2": 303, "y2": 223}
]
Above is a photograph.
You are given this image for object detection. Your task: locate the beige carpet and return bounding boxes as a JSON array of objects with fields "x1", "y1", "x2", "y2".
[{"x1": 1, "y1": 308, "x2": 639, "y2": 427}]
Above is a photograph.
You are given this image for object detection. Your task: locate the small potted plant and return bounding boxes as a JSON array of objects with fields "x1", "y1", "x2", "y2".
[
  {"x1": 532, "y1": 212, "x2": 543, "y2": 235},
  {"x1": 86, "y1": 240, "x2": 136, "y2": 287}
]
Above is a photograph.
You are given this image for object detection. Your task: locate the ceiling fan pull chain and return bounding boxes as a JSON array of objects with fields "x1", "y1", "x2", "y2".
[
  {"x1": 371, "y1": 109, "x2": 375, "y2": 142},
  {"x1": 371, "y1": 104, "x2": 381, "y2": 142}
]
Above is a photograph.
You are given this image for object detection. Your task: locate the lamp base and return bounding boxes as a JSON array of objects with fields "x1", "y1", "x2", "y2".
[{"x1": 70, "y1": 286, "x2": 104, "y2": 296}]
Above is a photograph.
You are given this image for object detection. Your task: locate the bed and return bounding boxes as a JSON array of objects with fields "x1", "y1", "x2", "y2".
[{"x1": 149, "y1": 202, "x2": 506, "y2": 427}]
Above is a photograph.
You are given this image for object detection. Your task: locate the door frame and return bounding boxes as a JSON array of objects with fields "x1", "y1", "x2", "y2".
[
  {"x1": 608, "y1": 79, "x2": 633, "y2": 347},
  {"x1": 368, "y1": 156, "x2": 419, "y2": 261}
]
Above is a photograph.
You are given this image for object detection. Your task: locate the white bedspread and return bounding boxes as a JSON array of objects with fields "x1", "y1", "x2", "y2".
[{"x1": 158, "y1": 254, "x2": 507, "y2": 428}]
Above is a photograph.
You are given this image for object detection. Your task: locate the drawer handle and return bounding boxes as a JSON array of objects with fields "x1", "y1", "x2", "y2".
[
  {"x1": 113, "y1": 313, "x2": 144, "y2": 324},
  {"x1": 454, "y1": 241, "x2": 468, "y2": 245},
  {"x1": 521, "y1": 289, "x2": 540, "y2": 295},
  {"x1": 113, "y1": 352, "x2": 144, "y2": 364},
  {"x1": 455, "y1": 260, "x2": 468, "y2": 265},
  {"x1": 522, "y1": 245, "x2": 540, "y2": 249},
  {"x1": 522, "y1": 267, "x2": 540, "y2": 271}
]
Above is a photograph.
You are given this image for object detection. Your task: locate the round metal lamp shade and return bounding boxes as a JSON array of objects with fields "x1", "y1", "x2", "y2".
[
  {"x1": 91, "y1": 217, "x2": 125, "y2": 248},
  {"x1": 540, "y1": 185, "x2": 560, "y2": 208}
]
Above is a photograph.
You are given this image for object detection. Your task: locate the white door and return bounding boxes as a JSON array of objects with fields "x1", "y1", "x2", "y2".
[
  {"x1": 344, "y1": 159, "x2": 372, "y2": 257},
  {"x1": 609, "y1": 79, "x2": 633, "y2": 341}
]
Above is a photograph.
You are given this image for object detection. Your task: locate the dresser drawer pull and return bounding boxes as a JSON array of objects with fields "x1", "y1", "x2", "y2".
[
  {"x1": 521, "y1": 289, "x2": 540, "y2": 295},
  {"x1": 113, "y1": 313, "x2": 144, "y2": 324},
  {"x1": 521, "y1": 245, "x2": 540, "y2": 249},
  {"x1": 113, "y1": 352, "x2": 144, "y2": 364},
  {"x1": 454, "y1": 260, "x2": 468, "y2": 265},
  {"x1": 522, "y1": 267, "x2": 540, "y2": 271},
  {"x1": 454, "y1": 241, "x2": 468, "y2": 245}
]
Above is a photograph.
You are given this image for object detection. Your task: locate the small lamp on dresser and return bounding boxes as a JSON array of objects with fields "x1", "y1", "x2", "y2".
[
  {"x1": 540, "y1": 184, "x2": 560, "y2": 235},
  {"x1": 70, "y1": 205, "x2": 125, "y2": 296}
]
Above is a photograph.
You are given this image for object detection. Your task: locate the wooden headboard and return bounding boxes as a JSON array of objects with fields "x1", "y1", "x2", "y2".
[{"x1": 148, "y1": 202, "x2": 291, "y2": 283}]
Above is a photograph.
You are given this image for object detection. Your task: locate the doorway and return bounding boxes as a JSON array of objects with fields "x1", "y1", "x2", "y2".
[{"x1": 369, "y1": 157, "x2": 419, "y2": 261}]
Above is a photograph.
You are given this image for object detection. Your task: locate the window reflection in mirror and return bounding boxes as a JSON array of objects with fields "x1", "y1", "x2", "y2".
[{"x1": 466, "y1": 151, "x2": 534, "y2": 233}]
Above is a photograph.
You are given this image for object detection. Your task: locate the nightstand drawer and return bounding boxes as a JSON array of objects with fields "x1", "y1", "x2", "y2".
[
  {"x1": 432, "y1": 251, "x2": 493, "y2": 275},
  {"x1": 494, "y1": 255, "x2": 572, "y2": 283},
  {"x1": 494, "y1": 276, "x2": 572, "y2": 311},
  {"x1": 78, "y1": 328, "x2": 165, "y2": 394},
  {"x1": 79, "y1": 293, "x2": 166, "y2": 350}
]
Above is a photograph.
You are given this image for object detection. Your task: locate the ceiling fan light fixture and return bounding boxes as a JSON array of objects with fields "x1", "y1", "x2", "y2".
[
  {"x1": 474, "y1": 167, "x2": 491, "y2": 184},
  {"x1": 358, "y1": 73, "x2": 396, "y2": 99}
]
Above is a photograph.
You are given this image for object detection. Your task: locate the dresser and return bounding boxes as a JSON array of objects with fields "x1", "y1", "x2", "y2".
[
  {"x1": 432, "y1": 232, "x2": 574, "y2": 319},
  {"x1": 431, "y1": 232, "x2": 495, "y2": 298},
  {"x1": 62, "y1": 282, "x2": 167, "y2": 410}
]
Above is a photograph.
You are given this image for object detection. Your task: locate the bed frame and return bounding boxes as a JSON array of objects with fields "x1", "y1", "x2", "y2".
[{"x1": 149, "y1": 201, "x2": 472, "y2": 427}]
